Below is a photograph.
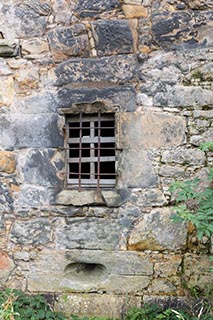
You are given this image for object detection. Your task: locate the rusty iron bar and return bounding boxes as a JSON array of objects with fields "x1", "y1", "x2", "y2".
[{"x1": 78, "y1": 112, "x2": 82, "y2": 191}]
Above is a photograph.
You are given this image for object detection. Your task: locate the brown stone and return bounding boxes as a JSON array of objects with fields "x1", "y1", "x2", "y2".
[
  {"x1": 0, "y1": 76, "x2": 14, "y2": 106},
  {"x1": 122, "y1": 5, "x2": 148, "y2": 18},
  {"x1": 0, "y1": 251, "x2": 15, "y2": 281},
  {"x1": 0, "y1": 151, "x2": 16, "y2": 174}
]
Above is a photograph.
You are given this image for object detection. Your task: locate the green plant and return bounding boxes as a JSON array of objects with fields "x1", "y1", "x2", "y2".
[
  {"x1": 200, "y1": 142, "x2": 213, "y2": 152},
  {"x1": 0, "y1": 289, "x2": 66, "y2": 320}
]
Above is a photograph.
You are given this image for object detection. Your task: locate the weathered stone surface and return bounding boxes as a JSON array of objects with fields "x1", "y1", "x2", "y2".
[
  {"x1": 159, "y1": 165, "x2": 189, "y2": 178},
  {"x1": 0, "y1": 59, "x2": 12, "y2": 76},
  {"x1": 10, "y1": 218, "x2": 51, "y2": 245},
  {"x1": 0, "y1": 251, "x2": 15, "y2": 281},
  {"x1": 55, "y1": 55, "x2": 137, "y2": 86},
  {"x1": 56, "y1": 190, "x2": 104, "y2": 206},
  {"x1": 152, "y1": 11, "x2": 213, "y2": 50},
  {"x1": 52, "y1": 0, "x2": 73, "y2": 24},
  {"x1": 131, "y1": 189, "x2": 167, "y2": 207},
  {"x1": 11, "y1": 114, "x2": 63, "y2": 148},
  {"x1": 55, "y1": 293, "x2": 141, "y2": 318},
  {"x1": 91, "y1": 20, "x2": 134, "y2": 56},
  {"x1": 183, "y1": 254, "x2": 213, "y2": 292},
  {"x1": 102, "y1": 189, "x2": 130, "y2": 207},
  {"x1": 0, "y1": 40, "x2": 20, "y2": 57},
  {"x1": 0, "y1": 1, "x2": 50, "y2": 39},
  {"x1": 143, "y1": 295, "x2": 191, "y2": 312},
  {"x1": 119, "y1": 112, "x2": 186, "y2": 149},
  {"x1": 48, "y1": 25, "x2": 90, "y2": 61},
  {"x1": 0, "y1": 76, "x2": 15, "y2": 106},
  {"x1": 16, "y1": 186, "x2": 55, "y2": 208},
  {"x1": 75, "y1": 0, "x2": 120, "y2": 18},
  {"x1": 13, "y1": 91, "x2": 58, "y2": 114},
  {"x1": 148, "y1": 278, "x2": 179, "y2": 295},
  {"x1": 161, "y1": 148, "x2": 205, "y2": 166},
  {"x1": 14, "y1": 65, "x2": 39, "y2": 93},
  {"x1": 58, "y1": 85, "x2": 136, "y2": 112},
  {"x1": 0, "y1": 151, "x2": 16, "y2": 174},
  {"x1": 190, "y1": 128, "x2": 213, "y2": 146},
  {"x1": 21, "y1": 38, "x2": 49, "y2": 58},
  {"x1": 117, "y1": 149, "x2": 157, "y2": 188},
  {"x1": 128, "y1": 208, "x2": 187, "y2": 251},
  {"x1": 55, "y1": 218, "x2": 120, "y2": 250},
  {"x1": 0, "y1": 182, "x2": 13, "y2": 213},
  {"x1": 154, "y1": 255, "x2": 182, "y2": 277},
  {"x1": 122, "y1": 5, "x2": 148, "y2": 18},
  {"x1": 18, "y1": 149, "x2": 63, "y2": 187}
]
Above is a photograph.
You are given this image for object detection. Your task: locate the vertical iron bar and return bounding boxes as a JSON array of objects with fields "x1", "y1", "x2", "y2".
[
  {"x1": 97, "y1": 111, "x2": 101, "y2": 190},
  {"x1": 90, "y1": 120, "x2": 95, "y2": 180},
  {"x1": 79, "y1": 112, "x2": 82, "y2": 191}
]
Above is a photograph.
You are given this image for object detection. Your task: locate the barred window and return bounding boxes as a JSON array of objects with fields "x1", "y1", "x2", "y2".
[{"x1": 66, "y1": 112, "x2": 116, "y2": 190}]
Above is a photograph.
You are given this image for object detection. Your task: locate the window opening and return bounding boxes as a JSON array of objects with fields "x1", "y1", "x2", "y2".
[{"x1": 66, "y1": 112, "x2": 116, "y2": 190}]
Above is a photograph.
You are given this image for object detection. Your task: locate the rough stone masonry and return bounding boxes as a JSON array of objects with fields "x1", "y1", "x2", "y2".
[{"x1": 0, "y1": 0, "x2": 213, "y2": 317}]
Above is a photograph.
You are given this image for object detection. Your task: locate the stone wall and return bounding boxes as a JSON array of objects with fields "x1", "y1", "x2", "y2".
[{"x1": 0, "y1": 0, "x2": 212, "y2": 317}]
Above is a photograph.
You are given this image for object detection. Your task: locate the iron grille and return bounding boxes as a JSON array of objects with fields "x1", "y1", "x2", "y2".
[{"x1": 66, "y1": 112, "x2": 116, "y2": 190}]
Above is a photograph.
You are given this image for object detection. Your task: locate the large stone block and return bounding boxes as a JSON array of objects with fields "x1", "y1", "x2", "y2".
[
  {"x1": 118, "y1": 112, "x2": 186, "y2": 149},
  {"x1": 161, "y1": 148, "x2": 205, "y2": 166},
  {"x1": 10, "y1": 218, "x2": 52, "y2": 245},
  {"x1": 152, "y1": 11, "x2": 213, "y2": 50},
  {"x1": 16, "y1": 185, "x2": 55, "y2": 208},
  {"x1": 122, "y1": 5, "x2": 148, "y2": 18},
  {"x1": 128, "y1": 207, "x2": 187, "y2": 251},
  {"x1": 91, "y1": 20, "x2": 134, "y2": 56},
  {"x1": 75, "y1": 0, "x2": 120, "y2": 18},
  {"x1": 117, "y1": 149, "x2": 157, "y2": 188},
  {"x1": 55, "y1": 217, "x2": 120, "y2": 250},
  {"x1": 0, "y1": 151, "x2": 16, "y2": 174},
  {"x1": 55, "y1": 293, "x2": 141, "y2": 318},
  {"x1": 0, "y1": 40, "x2": 20, "y2": 57},
  {"x1": 17, "y1": 149, "x2": 63, "y2": 187},
  {"x1": 0, "y1": 114, "x2": 14, "y2": 150},
  {"x1": 58, "y1": 85, "x2": 136, "y2": 112},
  {"x1": 55, "y1": 55, "x2": 137, "y2": 86},
  {"x1": 11, "y1": 114, "x2": 63, "y2": 148},
  {"x1": 48, "y1": 25, "x2": 90, "y2": 61},
  {"x1": 0, "y1": 1, "x2": 50, "y2": 39}
]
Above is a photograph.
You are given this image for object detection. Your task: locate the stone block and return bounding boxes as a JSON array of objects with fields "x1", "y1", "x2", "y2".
[
  {"x1": 13, "y1": 91, "x2": 58, "y2": 114},
  {"x1": 55, "y1": 293, "x2": 141, "y2": 318},
  {"x1": 55, "y1": 218, "x2": 120, "y2": 250},
  {"x1": 0, "y1": 114, "x2": 15, "y2": 150},
  {"x1": 14, "y1": 65, "x2": 39, "y2": 93},
  {"x1": 118, "y1": 112, "x2": 186, "y2": 149},
  {"x1": 21, "y1": 38, "x2": 49, "y2": 58},
  {"x1": 132, "y1": 189, "x2": 167, "y2": 207},
  {"x1": 75, "y1": 0, "x2": 120, "y2": 18},
  {"x1": 183, "y1": 253, "x2": 213, "y2": 292},
  {"x1": 128, "y1": 207, "x2": 187, "y2": 251},
  {"x1": 117, "y1": 149, "x2": 157, "y2": 188},
  {"x1": 0, "y1": 151, "x2": 16, "y2": 174},
  {"x1": 122, "y1": 5, "x2": 148, "y2": 18},
  {"x1": 55, "y1": 55, "x2": 137, "y2": 86},
  {"x1": 0, "y1": 251, "x2": 14, "y2": 281},
  {"x1": 161, "y1": 148, "x2": 205, "y2": 166},
  {"x1": 0, "y1": 40, "x2": 20, "y2": 57},
  {"x1": 152, "y1": 11, "x2": 213, "y2": 50},
  {"x1": 16, "y1": 185, "x2": 55, "y2": 208},
  {"x1": 148, "y1": 278, "x2": 180, "y2": 295},
  {"x1": 0, "y1": 76, "x2": 15, "y2": 106},
  {"x1": 58, "y1": 85, "x2": 136, "y2": 112},
  {"x1": 48, "y1": 25, "x2": 90, "y2": 62},
  {"x1": 56, "y1": 190, "x2": 104, "y2": 206},
  {"x1": 0, "y1": 59, "x2": 12, "y2": 76},
  {"x1": 11, "y1": 114, "x2": 63, "y2": 148},
  {"x1": 0, "y1": 182, "x2": 13, "y2": 213},
  {"x1": 91, "y1": 20, "x2": 134, "y2": 56},
  {"x1": 10, "y1": 218, "x2": 52, "y2": 245},
  {"x1": 18, "y1": 149, "x2": 63, "y2": 187},
  {"x1": 154, "y1": 255, "x2": 182, "y2": 277}
]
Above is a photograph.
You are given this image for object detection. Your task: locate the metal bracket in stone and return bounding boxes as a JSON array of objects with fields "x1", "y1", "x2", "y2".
[{"x1": 0, "y1": 39, "x2": 20, "y2": 58}]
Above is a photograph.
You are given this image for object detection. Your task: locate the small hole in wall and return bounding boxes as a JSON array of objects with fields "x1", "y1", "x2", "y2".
[{"x1": 65, "y1": 262, "x2": 107, "y2": 283}]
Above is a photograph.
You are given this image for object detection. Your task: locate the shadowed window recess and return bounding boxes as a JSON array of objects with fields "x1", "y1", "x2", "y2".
[{"x1": 65, "y1": 112, "x2": 116, "y2": 190}]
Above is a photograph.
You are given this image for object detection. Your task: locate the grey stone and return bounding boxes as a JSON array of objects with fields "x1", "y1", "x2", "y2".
[
  {"x1": 91, "y1": 20, "x2": 134, "y2": 56},
  {"x1": 161, "y1": 148, "x2": 205, "y2": 166},
  {"x1": 0, "y1": 114, "x2": 14, "y2": 150},
  {"x1": 56, "y1": 190, "x2": 104, "y2": 206},
  {"x1": 10, "y1": 218, "x2": 51, "y2": 245},
  {"x1": 148, "y1": 278, "x2": 178, "y2": 295},
  {"x1": 132, "y1": 189, "x2": 167, "y2": 207},
  {"x1": 48, "y1": 25, "x2": 90, "y2": 61},
  {"x1": 152, "y1": 11, "x2": 213, "y2": 50},
  {"x1": 11, "y1": 114, "x2": 63, "y2": 148},
  {"x1": 75, "y1": 0, "x2": 120, "y2": 18},
  {"x1": 16, "y1": 186, "x2": 55, "y2": 208},
  {"x1": 190, "y1": 128, "x2": 213, "y2": 146},
  {"x1": 0, "y1": 183, "x2": 13, "y2": 213},
  {"x1": 128, "y1": 207, "x2": 187, "y2": 251},
  {"x1": 18, "y1": 149, "x2": 63, "y2": 187},
  {"x1": 55, "y1": 55, "x2": 137, "y2": 86},
  {"x1": 118, "y1": 113, "x2": 186, "y2": 149},
  {"x1": 101, "y1": 189, "x2": 130, "y2": 207},
  {"x1": 159, "y1": 165, "x2": 189, "y2": 178},
  {"x1": 0, "y1": 40, "x2": 20, "y2": 57},
  {"x1": 55, "y1": 218, "x2": 120, "y2": 250},
  {"x1": 58, "y1": 85, "x2": 136, "y2": 112},
  {"x1": 13, "y1": 92, "x2": 58, "y2": 114},
  {"x1": 118, "y1": 149, "x2": 157, "y2": 188}
]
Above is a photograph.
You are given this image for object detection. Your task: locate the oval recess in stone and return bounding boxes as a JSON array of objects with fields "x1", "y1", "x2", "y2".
[{"x1": 64, "y1": 262, "x2": 107, "y2": 283}]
